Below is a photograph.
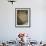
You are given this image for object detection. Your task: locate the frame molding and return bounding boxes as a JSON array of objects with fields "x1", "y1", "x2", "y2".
[{"x1": 15, "y1": 8, "x2": 31, "y2": 28}]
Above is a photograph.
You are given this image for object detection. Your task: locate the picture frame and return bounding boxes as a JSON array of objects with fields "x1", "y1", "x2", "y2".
[{"x1": 15, "y1": 8, "x2": 31, "y2": 28}]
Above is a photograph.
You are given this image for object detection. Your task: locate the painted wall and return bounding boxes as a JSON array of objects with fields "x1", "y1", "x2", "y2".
[{"x1": 0, "y1": 0, "x2": 46, "y2": 42}]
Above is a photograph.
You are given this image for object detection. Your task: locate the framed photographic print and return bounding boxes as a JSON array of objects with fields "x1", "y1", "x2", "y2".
[{"x1": 15, "y1": 8, "x2": 31, "y2": 27}]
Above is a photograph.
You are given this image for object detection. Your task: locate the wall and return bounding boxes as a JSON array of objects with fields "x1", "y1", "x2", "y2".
[{"x1": 0, "y1": 0, "x2": 46, "y2": 42}]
